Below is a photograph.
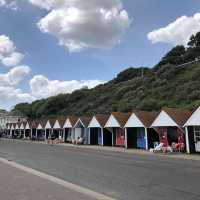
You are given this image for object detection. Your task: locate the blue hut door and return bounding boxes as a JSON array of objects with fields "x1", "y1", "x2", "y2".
[
  {"x1": 137, "y1": 128, "x2": 146, "y2": 149},
  {"x1": 98, "y1": 128, "x2": 102, "y2": 145}
]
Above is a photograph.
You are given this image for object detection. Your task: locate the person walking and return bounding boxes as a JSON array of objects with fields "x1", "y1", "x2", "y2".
[{"x1": 50, "y1": 132, "x2": 55, "y2": 146}]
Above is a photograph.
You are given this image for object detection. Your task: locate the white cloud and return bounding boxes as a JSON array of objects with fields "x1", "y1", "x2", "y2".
[
  {"x1": 0, "y1": 0, "x2": 18, "y2": 10},
  {"x1": 29, "y1": 0, "x2": 131, "y2": 52},
  {"x1": 0, "y1": 35, "x2": 15, "y2": 57},
  {"x1": 29, "y1": 75, "x2": 105, "y2": 99},
  {"x1": 0, "y1": 65, "x2": 31, "y2": 86},
  {"x1": 0, "y1": 0, "x2": 6, "y2": 7},
  {"x1": 0, "y1": 64, "x2": 32, "y2": 109},
  {"x1": 0, "y1": 86, "x2": 34, "y2": 109},
  {"x1": 148, "y1": 13, "x2": 200, "y2": 46},
  {"x1": 0, "y1": 35, "x2": 25, "y2": 67},
  {"x1": 2, "y1": 52, "x2": 24, "y2": 67}
]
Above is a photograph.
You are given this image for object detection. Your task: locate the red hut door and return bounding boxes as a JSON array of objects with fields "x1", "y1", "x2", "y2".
[{"x1": 116, "y1": 128, "x2": 125, "y2": 147}]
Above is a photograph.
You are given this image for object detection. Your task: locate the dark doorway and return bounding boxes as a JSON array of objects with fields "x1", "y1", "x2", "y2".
[
  {"x1": 103, "y1": 129, "x2": 112, "y2": 146},
  {"x1": 127, "y1": 128, "x2": 137, "y2": 148},
  {"x1": 53, "y1": 129, "x2": 59, "y2": 139},
  {"x1": 46, "y1": 129, "x2": 51, "y2": 140},
  {"x1": 25, "y1": 129, "x2": 30, "y2": 138},
  {"x1": 167, "y1": 127, "x2": 179, "y2": 145},
  {"x1": 37, "y1": 130, "x2": 45, "y2": 141},
  {"x1": 90, "y1": 128, "x2": 99, "y2": 145},
  {"x1": 32, "y1": 129, "x2": 37, "y2": 140},
  {"x1": 148, "y1": 128, "x2": 159, "y2": 149},
  {"x1": 64, "y1": 128, "x2": 72, "y2": 143}
]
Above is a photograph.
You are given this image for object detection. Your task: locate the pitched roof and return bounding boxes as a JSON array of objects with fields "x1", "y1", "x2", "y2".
[
  {"x1": 111, "y1": 112, "x2": 131, "y2": 127},
  {"x1": 12, "y1": 123, "x2": 16, "y2": 129},
  {"x1": 47, "y1": 119, "x2": 56, "y2": 128},
  {"x1": 93, "y1": 114, "x2": 110, "y2": 127},
  {"x1": 162, "y1": 107, "x2": 192, "y2": 127},
  {"x1": 134, "y1": 111, "x2": 159, "y2": 128},
  {"x1": 24, "y1": 120, "x2": 32, "y2": 129},
  {"x1": 57, "y1": 116, "x2": 66, "y2": 128},
  {"x1": 37, "y1": 119, "x2": 48, "y2": 129},
  {"x1": 79, "y1": 116, "x2": 92, "y2": 127},
  {"x1": 66, "y1": 116, "x2": 78, "y2": 127},
  {"x1": 31, "y1": 120, "x2": 38, "y2": 129}
]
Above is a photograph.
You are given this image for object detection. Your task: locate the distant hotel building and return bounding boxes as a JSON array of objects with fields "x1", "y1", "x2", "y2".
[{"x1": 0, "y1": 109, "x2": 27, "y2": 129}]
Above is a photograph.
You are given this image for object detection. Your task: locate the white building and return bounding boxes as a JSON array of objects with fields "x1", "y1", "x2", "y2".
[{"x1": 0, "y1": 110, "x2": 27, "y2": 130}]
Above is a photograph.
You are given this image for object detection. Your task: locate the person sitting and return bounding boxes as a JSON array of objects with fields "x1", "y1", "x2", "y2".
[
  {"x1": 172, "y1": 135, "x2": 185, "y2": 152},
  {"x1": 153, "y1": 143, "x2": 163, "y2": 152},
  {"x1": 76, "y1": 136, "x2": 84, "y2": 145}
]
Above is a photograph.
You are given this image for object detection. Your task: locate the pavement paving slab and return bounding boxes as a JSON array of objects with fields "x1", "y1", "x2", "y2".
[{"x1": 0, "y1": 161, "x2": 96, "y2": 200}]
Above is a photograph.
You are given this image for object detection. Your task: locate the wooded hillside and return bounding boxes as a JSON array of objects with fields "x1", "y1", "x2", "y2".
[{"x1": 13, "y1": 32, "x2": 200, "y2": 119}]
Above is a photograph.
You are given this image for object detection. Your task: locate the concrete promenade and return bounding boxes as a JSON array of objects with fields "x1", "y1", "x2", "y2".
[
  {"x1": 0, "y1": 139, "x2": 200, "y2": 200},
  {"x1": 0, "y1": 161, "x2": 98, "y2": 200}
]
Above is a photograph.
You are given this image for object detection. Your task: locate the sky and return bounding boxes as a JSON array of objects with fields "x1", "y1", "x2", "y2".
[{"x1": 0, "y1": 0, "x2": 200, "y2": 110}]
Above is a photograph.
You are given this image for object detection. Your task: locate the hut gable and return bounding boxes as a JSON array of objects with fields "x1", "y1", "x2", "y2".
[
  {"x1": 88, "y1": 116, "x2": 101, "y2": 128},
  {"x1": 63, "y1": 116, "x2": 78, "y2": 128},
  {"x1": 45, "y1": 120, "x2": 54, "y2": 129},
  {"x1": 151, "y1": 110, "x2": 178, "y2": 127},
  {"x1": 74, "y1": 117, "x2": 91, "y2": 128},
  {"x1": 105, "y1": 112, "x2": 130, "y2": 128},
  {"x1": 11, "y1": 124, "x2": 15, "y2": 130},
  {"x1": 25, "y1": 121, "x2": 31, "y2": 129},
  {"x1": 125, "y1": 113, "x2": 144, "y2": 128},
  {"x1": 63, "y1": 118, "x2": 73, "y2": 128},
  {"x1": 163, "y1": 108, "x2": 191, "y2": 127},
  {"x1": 15, "y1": 123, "x2": 20, "y2": 129},
  {"x1": 53, "y1": 120, "x2": 61, "y2": 129},
  {"x1": 37, "y1": 123, "x2": 43, "y2": 130},
  {"x1": 184, "y1": 106, "x2": 200, "y2": 126},
  {"x1": 19, "y1": 123, "x2": 24, "y2": 129}
]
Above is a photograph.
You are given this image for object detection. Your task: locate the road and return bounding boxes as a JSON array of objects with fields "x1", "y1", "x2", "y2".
[{"x1": 0, "y1": 139, "x2": 200, "y2": 200}]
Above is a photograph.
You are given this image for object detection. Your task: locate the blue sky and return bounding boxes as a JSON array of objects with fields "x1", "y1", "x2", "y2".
[{"x1": 0, "y1": 0, "x2": 200, "y2": 109}]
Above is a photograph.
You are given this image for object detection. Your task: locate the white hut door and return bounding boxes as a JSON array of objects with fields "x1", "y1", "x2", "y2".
[{"x1": 194, "y1": 127, "x2": 200, "y2": 152}]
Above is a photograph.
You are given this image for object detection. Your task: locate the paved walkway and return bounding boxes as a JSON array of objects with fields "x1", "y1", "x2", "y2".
[
  {"x1": 0, "y1": 160, "x2": 102, "y2": 200},
  {"x1": 2, "y1": 138, "x2": 200, "y2": 161},
  {"x1": 59, "y1": 142, "x2": 200, "y2": 161}
]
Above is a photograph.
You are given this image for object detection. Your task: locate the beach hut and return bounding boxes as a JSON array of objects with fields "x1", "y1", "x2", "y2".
[
  {"x1": 24, "y1": 121, "x2": 32, "y2": 139},
  {"x1": 73, "y1": 117, "x2": 91, "y2": 144},
  {"x1": 184, "y1": 106, "x2": 200, "y2": 153},
  {"x1": 104, "y1": 112, "x2": 131, "y2": 147},
  {"x1": 19, "y1": 122, "x2": 26, "y2": 139},
  {"x1": 44, "y1": 119, "x2": 55, "y2": 140},
  {"x1": 5, "y1": 123, "x2": 11, "y2": 137},
  {"x1": 36, "y1": 120, "x2": 46, "y2": 141},
  {"x1": 88, "y1": 114, "x2": 110, "y2": 146},
  {"x1": 63, "y1": 116, "x2": 78, "y2": 143},
  {"x1": 10, "y1": 123, "x2": 15, "y2": 138},
  {"x1": 124, "y1": 111, "x2": 158, "y2": 150},
  {"x1": 151, "y1": 108, "x2": 191, "y2": 151},
  {"x1": 14, "y1": 122, "x2": 21, "y2": 138},
  {"x1": 52, "y1": 117, "x2": 65, "y2": 141},
  {"x1": 31, "y1": 121, "x2": 38, "y2": 140}
]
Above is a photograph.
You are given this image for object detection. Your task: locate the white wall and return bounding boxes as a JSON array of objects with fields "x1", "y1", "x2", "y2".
[
  {"x1": 125, "y1": 113, "x2": 145, "y2": 128},
  {"x1": 88, "y1": 116, "x2": 101, "y2": 128},
  {"x1": 185, "y1": 106, "x2": 200, "y2": 126},
  {"x1": 63, "y1": 119, "x2": 72, "y2": 128},
  {"x1": 105, "y1": 114, "x2": 120, "y2": 128},
  {"x1": 151, "y1": 111, "x2": 178, "y2": 127}
]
